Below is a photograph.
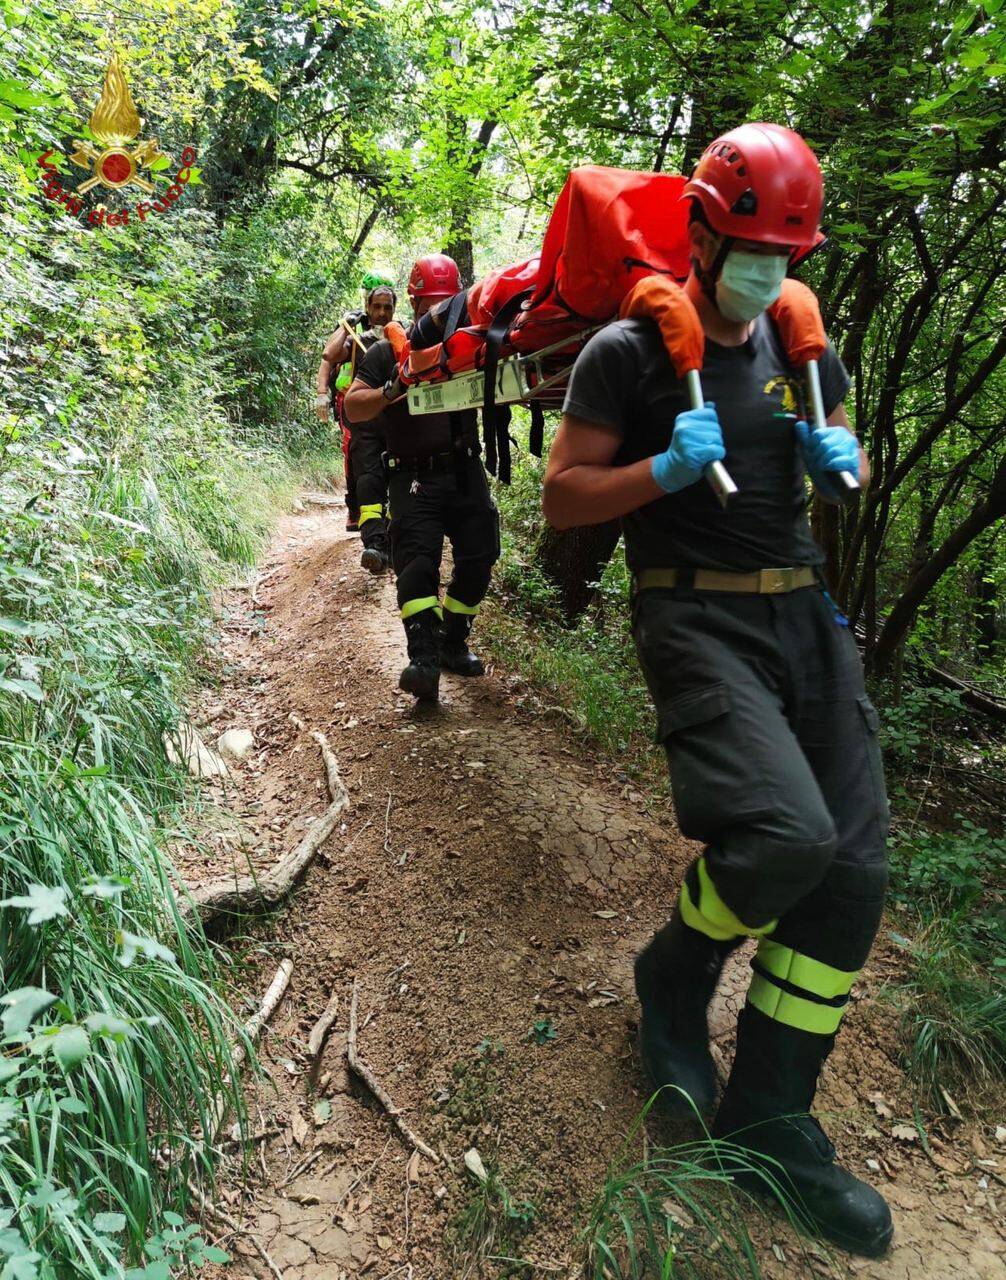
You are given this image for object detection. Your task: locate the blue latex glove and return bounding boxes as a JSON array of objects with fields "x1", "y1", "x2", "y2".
[
  {"x1": 651, "y1": 401, "x2": 726, "y2": 495},
  {"x1": 794, "y1": 420, "x2": 860, "y2": 499}
]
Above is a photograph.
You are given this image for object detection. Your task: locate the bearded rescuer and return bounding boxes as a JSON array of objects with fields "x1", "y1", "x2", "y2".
[
  {"x1": 343, "y1": 253, "x2": 500, "y2": 701},
  {"x1": 542, "y1": 123, "x2": 892, "y2": 1258},
  {"x1": 329, "y1": 283, "x2": 398, "y2": 572}
]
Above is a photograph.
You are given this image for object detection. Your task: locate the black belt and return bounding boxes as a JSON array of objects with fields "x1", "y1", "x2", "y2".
[{"x1": 385, "y1": 445, "x2": 477, "y2": 473}]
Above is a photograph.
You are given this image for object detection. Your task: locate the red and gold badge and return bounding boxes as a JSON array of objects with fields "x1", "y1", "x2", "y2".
[{"x1": 69, "y1": 52, "x2": 165, "y2": 194}]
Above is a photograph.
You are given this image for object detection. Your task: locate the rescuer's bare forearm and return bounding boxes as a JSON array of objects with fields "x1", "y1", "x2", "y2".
[
  {"x1": 343, "y1": 380, "x2": 402, "y2": 423},
  {"x1": 543, "y1": 456, "x2": 663, "y2": 529}
]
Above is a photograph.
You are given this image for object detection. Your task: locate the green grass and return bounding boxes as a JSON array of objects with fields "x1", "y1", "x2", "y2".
[
  {"x1": 891, "y1": 921, "x2": 1006, "y2": 1114},
  {"x1": 0, "y1": 426, "x2": 313, "y2": 1275},
  {"x1": 480, "y1": 440, "x2": 654, "y2": 764},
  {"x1": 449, "y1": 1152, "x2": 538, "y2": 1279},
  {"x1": 580, "y1": 1096, "x2": 828, "y2": 1280}
]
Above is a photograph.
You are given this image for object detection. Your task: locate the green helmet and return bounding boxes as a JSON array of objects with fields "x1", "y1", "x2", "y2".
[{"x1": 361, "y1": 270, "x2": 394, "y2": 292}]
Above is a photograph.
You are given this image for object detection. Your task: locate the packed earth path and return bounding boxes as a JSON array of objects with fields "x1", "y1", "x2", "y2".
[{"x1": 182, "y1": 491, "x2": 1006, "y2": 1280}]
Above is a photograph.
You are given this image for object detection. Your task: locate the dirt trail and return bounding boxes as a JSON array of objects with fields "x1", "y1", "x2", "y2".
[{"x1": 186, "y1": 496, "x2": 1006, "y2": 1280}]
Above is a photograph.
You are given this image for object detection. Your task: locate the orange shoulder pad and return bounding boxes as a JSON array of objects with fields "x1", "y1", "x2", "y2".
[
  {"x1": 618, "y1": 275, "x2": 703, "y2": 378},
  {"x1": 767, "y1": 278, "x2": 825, "y2": 365}
]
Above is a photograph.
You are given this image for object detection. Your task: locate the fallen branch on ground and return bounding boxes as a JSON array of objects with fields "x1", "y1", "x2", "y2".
[
  {"x1": 347, "y1": 979, "x2": 439, "y2": 1163},
  {"x1": 209, "y1": 958, "x2": 294, "y2": 1147},
  {"x1": 307, "y1": 989, "x2": 340, "y2": 1085},
  {"x1": 181, "y1": 728, "x2": 349, "y2": 929}
]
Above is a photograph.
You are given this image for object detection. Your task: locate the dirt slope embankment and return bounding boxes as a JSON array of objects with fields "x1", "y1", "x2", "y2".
[{"x1": 185, "y1": 497, "x2": 1006, "y2": 1280}]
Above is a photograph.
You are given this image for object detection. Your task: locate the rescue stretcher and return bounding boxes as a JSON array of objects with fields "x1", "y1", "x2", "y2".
[
  {"x1": 397, "y1": 164, "x2": 855, "y2": 503},
  {"x1": 405, "y1": 325, "x2": 602, "y2": 417}
]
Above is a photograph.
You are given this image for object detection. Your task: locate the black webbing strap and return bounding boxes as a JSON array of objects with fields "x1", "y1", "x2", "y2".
[
  {"x1": 482, "y1": 287, "x2": 533, "y2": 484},
  {"x1": 496, "y1": 405, "x2": 513, "y2": 484},
  {"x1": 440, "y1": 288, "x2": 471, "y2": 344},
  {"x1": 529, "y1": 401, "x2": 545, "y2": 457}
]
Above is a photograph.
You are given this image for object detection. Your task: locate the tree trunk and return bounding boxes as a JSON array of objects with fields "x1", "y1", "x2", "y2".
[
  {"x1": 534, "y1": 521, "x2": 622, "y2": 625},
  {"x1": 348, "y1": 203, "x2": 381, "y2": 262},
  {"x1": 811, "y1": 498, "x2": 841, "y2": 591},
  {"x1": 444, "y1": 117, "x2": 497, "y2": 287},
  {"x1": 872, "y1": 462, "x2": 1006, "y2": 676}
]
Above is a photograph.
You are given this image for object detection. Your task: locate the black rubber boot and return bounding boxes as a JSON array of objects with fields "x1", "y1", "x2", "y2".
[
  {"x1": 713, "y1": 1006, "x2": 893, "y2": 1258},
  {"x1": 359, "y1": 521, "x2": 390, "y2": 574},
  {"x1": 399, "y1": 611, "x2": 441, "y2": 701},
  {"x1": 440, "y1": 612, "x2": 484, "y2": 677},
  {"x1": 633, "y1": 906, "x2": 739, "y2": 1115}
]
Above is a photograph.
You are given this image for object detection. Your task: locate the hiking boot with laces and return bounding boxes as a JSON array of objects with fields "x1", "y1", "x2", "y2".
[
  {"x1": 440, "y1": 611, "x2": 484, "y2": 677},
  {"x1": 399, "y1": 611, "x2": 440, "y2": 701}
]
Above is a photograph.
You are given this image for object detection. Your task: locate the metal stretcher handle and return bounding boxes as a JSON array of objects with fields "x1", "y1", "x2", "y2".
[
  {"x1": 806, "y1": 359, "x2": 859, "y2": 494},
  {"x1": 685, "y1": 371, "x2": 738, "y2": 509}
]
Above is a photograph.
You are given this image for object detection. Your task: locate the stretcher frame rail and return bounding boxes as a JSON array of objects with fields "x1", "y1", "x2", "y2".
[{"x1": 406, "y1": 326, "x2": 603, "y2": 417}]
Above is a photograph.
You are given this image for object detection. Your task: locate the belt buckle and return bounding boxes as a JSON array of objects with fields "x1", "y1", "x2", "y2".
[{"x1": 760, "y1": 567, "x2": 796, "y2": 594}]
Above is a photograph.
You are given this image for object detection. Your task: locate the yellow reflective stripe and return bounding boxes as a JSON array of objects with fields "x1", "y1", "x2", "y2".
[
  {"x1": 359, "y1": 503, "x2": 384, "y2": 525},
  {"x1": 679, "y1": 880, "x2": 736, "y2": 941},
  {"x1": 443, "y1": 595, "x2": 479, "y2": 616},
  {"x1": 756, "y1": 940, "x2": 858, "y2": 1001},
  {"x1": 679, "y1": 858, "x2": 777, "y2": 942},
  {"x1": 400, "y1": 596, "x2": 440, "y2": 620},
  {"x1": 748, "y1": 973, "x2": 846, "y2": 1035}
]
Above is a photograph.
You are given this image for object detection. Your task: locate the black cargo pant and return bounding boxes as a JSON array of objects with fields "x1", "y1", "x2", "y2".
[
  {"x1": 388, "y1": 454, "x2": 500, "y2": 621},
  {"x1": 349, "y1": 423, "x2": 388, "y2": 550},
  {"x1": 633, "y1": 581, "x2": 889, "y2": 1039}
]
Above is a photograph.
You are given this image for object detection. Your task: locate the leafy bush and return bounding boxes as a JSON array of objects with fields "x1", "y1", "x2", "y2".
[
  {"x1": 877, "y1": 685, "x2": 965, "y2": 771},
  {"x1": 890, "y1": 819, "x2": 1006, "y2": 972},
  {"x1": 0, "y1": 95, "x2": 327, "y2": 1277}
]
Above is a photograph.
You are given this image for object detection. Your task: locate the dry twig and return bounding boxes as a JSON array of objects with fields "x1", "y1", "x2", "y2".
[
  {"x1": 347, "y1": 979, "x2": 439, "y2": 1163},
  {"x1": 307, "y1": 988, "x2": 340, "y2": 1085},
  {"x1": 208, "y1": 958, "x2": 293, "y2": 1146},
  {"x1": 192, "y1": 1183, "x2": 284, "y2": 1280}
]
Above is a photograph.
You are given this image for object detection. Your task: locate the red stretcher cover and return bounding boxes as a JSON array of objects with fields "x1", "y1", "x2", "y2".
[{"x1": 406, "y1": 165, "x2": 693, "y2": 384}]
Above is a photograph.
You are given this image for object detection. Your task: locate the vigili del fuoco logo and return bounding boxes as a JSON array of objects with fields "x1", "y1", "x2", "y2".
[{"x1": 36, "y1": 52, "x2": 196, "y2": 228}]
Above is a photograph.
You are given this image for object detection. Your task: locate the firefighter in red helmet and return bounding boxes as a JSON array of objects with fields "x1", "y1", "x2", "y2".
[
  {"x1": 344, "y1": 253, "x2": 500, "y2": 702},
  {"x1": 543, "y1": 123, "x2": 892, "y2": 1258}
]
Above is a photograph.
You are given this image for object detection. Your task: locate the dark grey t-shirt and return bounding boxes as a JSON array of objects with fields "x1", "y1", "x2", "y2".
[{"x1": 562, "y1": 314, "x2": 850, "y2": 572}]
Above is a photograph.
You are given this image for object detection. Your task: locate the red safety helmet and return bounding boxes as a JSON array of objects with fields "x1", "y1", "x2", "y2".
[
  {"x1": 683, "y1": 123, "x2": 824, "y2": 254},
  {"x1": 407, "y1": 253, "x2": 462, "y2": 300}
]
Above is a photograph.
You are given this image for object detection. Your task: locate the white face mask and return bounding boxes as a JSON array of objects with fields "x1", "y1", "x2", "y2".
[
  {"x1": 370, "y1": 323, "x2": 385, "y2": 338},
  {"x1": 715, "y1": 250, "x2": 788, "y2": 322}
]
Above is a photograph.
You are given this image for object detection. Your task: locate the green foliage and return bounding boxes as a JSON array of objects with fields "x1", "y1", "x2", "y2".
[
  {"x1": 0, "y1": 7, "x2": 333, "y2": 1273},
  {"x1": 482, "y1": 436, "x2": 653, "y2": 762},
  {"x1": 450, "y1": 1153, "x2": 538, "y2": 1279},
  {"x1": 527, "y1": 1018, "x2": 558, "y2": 1046},
  {"x1": 890, "y1": 818, "x2": 1006, "y2": 964},
  {"x1": 878, "y1": 686, "x2": 967, "y2": 771}
]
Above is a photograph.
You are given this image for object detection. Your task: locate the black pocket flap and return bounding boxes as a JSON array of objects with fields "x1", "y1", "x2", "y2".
[
  {"x1": 656, "y1": 683, "x2": 730, "y2": 741},
  {"x1": 856, "y1": 694, "x2": 881, "y2": 734}
]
